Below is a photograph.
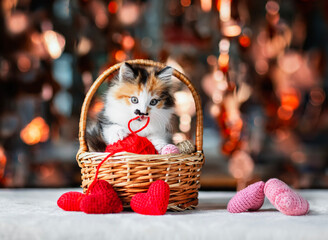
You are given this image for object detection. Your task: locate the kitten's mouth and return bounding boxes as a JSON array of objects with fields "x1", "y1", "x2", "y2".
[{"x1": 138, "y1": 115, "x2": 149, "y2": 121}]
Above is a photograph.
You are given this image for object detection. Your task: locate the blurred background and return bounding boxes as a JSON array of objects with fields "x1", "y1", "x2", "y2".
[{"x1": 1, "y1": 0, "x2": 328, "y2": 190}]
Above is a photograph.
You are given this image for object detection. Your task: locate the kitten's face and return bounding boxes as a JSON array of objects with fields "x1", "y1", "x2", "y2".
[{"x1": 105, "y1": 63, "x2": 174, "y2": 133}]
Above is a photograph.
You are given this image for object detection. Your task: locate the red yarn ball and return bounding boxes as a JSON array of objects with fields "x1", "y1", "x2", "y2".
[{"x1": 105, "y1": 133, "x2": 157, "y2": 154}]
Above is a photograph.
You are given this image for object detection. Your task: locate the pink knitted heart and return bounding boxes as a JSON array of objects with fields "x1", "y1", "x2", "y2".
[
  {"x1": 264, "y1": 178, "x2": 309, "y2": 216},
  {"x1": 227, "y1": 181, "x2": 265, "y2": 213}
]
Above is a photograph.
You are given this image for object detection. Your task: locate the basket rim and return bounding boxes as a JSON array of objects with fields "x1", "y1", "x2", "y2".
[
  {"x1": 76, "y1": 59, "x2": 204, "y2": 167},
  {"x1": 78, "y1": 151, "x2": 204, "y2": 165}
]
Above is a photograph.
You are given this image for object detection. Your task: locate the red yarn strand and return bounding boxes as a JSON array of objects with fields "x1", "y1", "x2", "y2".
[
  {"x1": 86, "y1": 152, "x2": 115, "y2": 195},
  {"x1": 86, "y1": 116, "x2": 152, "y2": 195},
  {"x1": 128, "y1": 116, "x2": 150, "y2": 134}
]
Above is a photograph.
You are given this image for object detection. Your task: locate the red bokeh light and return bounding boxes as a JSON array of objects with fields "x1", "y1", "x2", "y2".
[
  {"x1": 239, "y1": 35, "x2": 251, "y2": 48},
  {"x1": 108, "y1": 1, "x2": 118, "y2": 14}
]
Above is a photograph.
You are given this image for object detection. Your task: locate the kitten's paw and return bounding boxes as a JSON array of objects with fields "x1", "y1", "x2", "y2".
[
  {"x1": 104, "y1": 126, "x2": 129, "y2": 145},
  {"x1": 116, "y1": 128, "x2": 129, "y2": 141},
  {"x1": 149, "y1": 139, "x2": 167, "y2": 153}
]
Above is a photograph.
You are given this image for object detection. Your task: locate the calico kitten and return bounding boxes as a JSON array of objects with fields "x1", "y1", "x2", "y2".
[{"x1": 85, "y1": 63, "x2": 175, "y2": 153}]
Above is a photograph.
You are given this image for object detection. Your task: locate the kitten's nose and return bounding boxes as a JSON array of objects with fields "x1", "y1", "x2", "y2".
[{"x1": 134, "y1": 109, "x2": 148, "y2": 116}]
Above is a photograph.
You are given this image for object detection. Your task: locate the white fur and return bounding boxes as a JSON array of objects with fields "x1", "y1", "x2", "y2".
[{"x1": 102, "y1": 85, "x2": 173, "y2": 152}]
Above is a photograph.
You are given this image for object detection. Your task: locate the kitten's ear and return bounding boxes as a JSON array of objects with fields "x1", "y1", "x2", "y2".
[
  {"x1": 119, "y1": 63, "x2": 137, "y2": 82},
  {"x1": 156, "y1": 66, "x2": 173, "y2": 83}
]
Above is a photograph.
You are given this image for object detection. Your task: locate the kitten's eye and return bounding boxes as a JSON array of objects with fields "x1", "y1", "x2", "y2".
[
  {"x1": 131, "y1": 96, "x2": 138, "y2": 104},
  {"x1": 150, "y1": 99, "x2": 158, "y2": 106}
]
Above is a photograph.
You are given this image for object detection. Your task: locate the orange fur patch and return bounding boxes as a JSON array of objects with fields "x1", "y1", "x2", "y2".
[
  {"x1": 146, "y1": 72, "x2": 167, "y2": 96},
  {"x1": 156, "y1": 101, "x2": 164, "y2": 109},
  {"x1": 113, "y1": 83, "x2": 140, "y2": 105}
]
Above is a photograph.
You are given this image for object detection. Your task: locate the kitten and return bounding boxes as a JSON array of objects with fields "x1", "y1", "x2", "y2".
[{"x1": 85, "y1": 63, "x2": 175, "y2": 153}]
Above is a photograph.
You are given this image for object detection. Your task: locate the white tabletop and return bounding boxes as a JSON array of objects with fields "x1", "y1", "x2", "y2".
[{"x1": 0, "y1": 189, "x2": 327, "y2": 240}]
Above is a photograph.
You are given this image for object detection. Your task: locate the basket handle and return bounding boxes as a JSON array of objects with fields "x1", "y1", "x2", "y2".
[{"x1": 76, "y1": 59, "x2": 203, "y2": 159}]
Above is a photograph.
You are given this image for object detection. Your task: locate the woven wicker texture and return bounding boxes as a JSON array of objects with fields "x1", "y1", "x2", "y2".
[{"x1": 76, "y1": 59, "x2": 204, "y2": 211}]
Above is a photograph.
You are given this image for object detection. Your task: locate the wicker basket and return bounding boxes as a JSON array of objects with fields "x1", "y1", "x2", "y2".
[{"x1": 76, "y1": 59, "x2": 204, "y2": 211}]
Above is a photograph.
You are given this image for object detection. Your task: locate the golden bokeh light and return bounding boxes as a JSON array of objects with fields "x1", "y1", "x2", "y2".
[
  {"x1": 218, "y1": 53, "x2": 229, "y2": 72},
  {"x1": 122, "y1": 35, "x2": 135, "y2": 51},
  {"x1": 200, "y1": 0, "x2": 212, "y2": 12},
  {"x1": 222, "y1": 24, "x2": 241, "y2": 37},
  {"x1": 219, "y1": 0, "x2": 231, "y2": 22},
  {"x1": 114, "y1": 50, "x2": 127, "y2": 62},
  {"x1": 20, "y1": 117, "x2": 50, "y2": 145},
  {"x1": 43, "y1": 30, "x2": 66, "y2": 59}
]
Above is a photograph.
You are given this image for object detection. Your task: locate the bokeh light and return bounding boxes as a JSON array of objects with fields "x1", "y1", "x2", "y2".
[
  {"x1": 6, "y1": 12, "x2": 28, "y2": 35},
  {"x1": 218, "y1": 53, "x2": 229, "y2": 72},
  {"x1": 200, "y1": 0, "x2": 212, "y2": 12},
  {"x1": 219, "y1": 0, "x2": 231, "y2": 22},
  {"x1": 277, "y1": 105, "x2": 294, "y2": 121},
  {"x1": 17, "y1": 54, "x2": 31, "y2": 73},
  {"x1": 115, "y1": 50, "x2": 127, "y2": 62},
  {"x1": 0, "y1": 146, "x2": 7, "y2": 179},
  {"x1": 108, "y1": 1, "x2": 118, "y2": 14},
  {"x1": 239, "y1": 35, "x2": 251, "y2": 48},
  {"x1": 122, "y1": 35, "x2": 135, "y2": 51},
  {"x1": 222, "y1": 23, "x2": 241, "y2": 37},
  {"x1": 43, "y1": 30, "x2": 66, "y2": 59},
  {"x1": 310, "y1": 88, "x2": 325, "y2": 106},
  {"x1": 20, "y1": 117, "x2": 50, "y2": 145},
  {"x1": 117, "y1": 3, "x2": 140, "y2": 25},
  {"x1": 181, "y1": 0, "x2": 191, "y2": 7}
]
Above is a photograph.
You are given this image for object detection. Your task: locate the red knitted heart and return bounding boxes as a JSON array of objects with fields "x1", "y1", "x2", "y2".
[
  {"x1": 130, "y1": 180, "x2": 170, "y2": 215},
  {"x1": 57, "y1": 191, "x2": 85, "y2": 211},
  {"x1": 80, "y1": 180, "x2": 123, "y2": 214}
]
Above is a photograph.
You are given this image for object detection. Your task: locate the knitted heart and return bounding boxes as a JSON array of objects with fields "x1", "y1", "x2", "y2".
[
  {"x1": 264, "y1": 178, "x2": 309, "y2": 216},
  {"x1": 80, "y1": 180, "x2": 123, "y2": 214},
  {"x1": 57, "y1": 191, "x2": 85, "y2": 211},
  {"x1": 130, "y1": 180, "x2": 170, "y2": 215},
  {"x1": 227, "y1": 181, "x2": 265, "y2": 213}
]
